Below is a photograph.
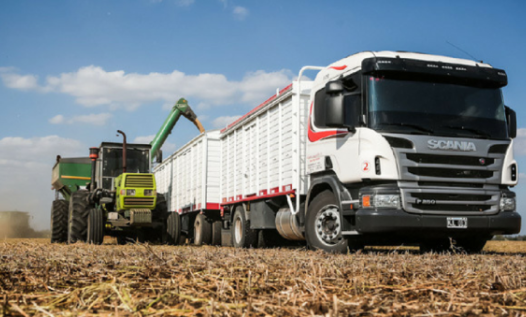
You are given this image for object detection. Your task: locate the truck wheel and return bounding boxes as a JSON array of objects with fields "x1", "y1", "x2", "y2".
[
  {"x1": 211, "y1": 220, "x2": 222, "y2": 245},
  {"x1": 454, "y1": 237, "x2": 490, "y2": 254},
  {"x1": 87, "y1": 208, "x2": 104, "y2": 245},
  {"x1": 194, "y1": 213, "x2": 212, "y2": 245},
  {"x1": 165, "y1": 212, "x2": 181, "y2": 245},
  {"x1": 232, "y1": 206, "x2": 258, "y2": 248},
  {"x1": 51, "y1": 200, "x2": 68, "y2": 243},
  {"x1": 305, "y1": 190, "x2": 350, "y2": 253},
  {"x1": 68, "y1": 190, "x2": 90, "y2": 244}
]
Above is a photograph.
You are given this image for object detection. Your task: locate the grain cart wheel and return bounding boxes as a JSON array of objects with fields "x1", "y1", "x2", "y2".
[
  {"x1": 194, "y1": 213, "x2": 212, "y2": 246},
  {"x1": 211, "y1": 220, "x2": 222, "y2": 246},
  {"x1": 68, "y1": 190, "x2": 90, "y2": 244},
  {"x1": 51, "y1": 200, "x2": 68, "y2": 243},
  {"x1": 87, "y1": 208, "x2": 104, "y2": 245},
  {"x1": 165, "y1": 212, "x2": 181, "y2": 245},
  {"x1": 232, "y1": 205, "x2": 258, "y2": 248},
  {"x1": 305, "y1": 190, "x2": 354, "y2": 253}
]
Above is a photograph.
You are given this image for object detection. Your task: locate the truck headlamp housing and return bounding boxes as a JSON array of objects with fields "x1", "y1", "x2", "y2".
[
  {"x1": 362, "y1": 194, "x2": 401, "y2": 209},
  {"x1": 144, "y1": 189, "x2": 156, "y2": 196},
  {"x1": 500, "y1": 197, "x2": 515, "y2": 211},
  {"x1": 126, "y1": 189, "x2": 136, "y2": 196}
]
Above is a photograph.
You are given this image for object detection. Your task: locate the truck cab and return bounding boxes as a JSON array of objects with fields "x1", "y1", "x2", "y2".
[{"x1": 305, "y1": 51, "x2": 520, "y2": 252}]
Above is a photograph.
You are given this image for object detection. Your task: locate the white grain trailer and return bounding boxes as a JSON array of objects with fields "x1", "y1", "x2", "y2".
[
  {"x1": 219, "y1": 81, "x2": 313, "y2": 247},
  {"x1": 154, "y1": 130, "x2": 222, "y2": 245}
]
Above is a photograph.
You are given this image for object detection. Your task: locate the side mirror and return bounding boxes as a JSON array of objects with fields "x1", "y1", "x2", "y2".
[
  {"x1": 505, "y1": 106, "x2": 517, "y2": 139},
  {"x1": 325, "y1": 81, "x2": 345, "y2": 128},
  {"x1": 156, "y1": 150, "x2": 163, "y2": 164}
]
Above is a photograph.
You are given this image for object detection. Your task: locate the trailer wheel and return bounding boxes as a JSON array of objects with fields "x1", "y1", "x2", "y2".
[
  {"x1": 194, "y1": 213, "x2": 212, "y2": 245},
  {"x1": 232, "y1": 206, "x2": 258, "y2": 248},
  {"x1": 165, "y1": 212, "x2": 181, "y2": 245},
  {"x1": 51, "y1": 200, "x2": 68, "y2": 243},
  {"x1": 211, "y1": 220, "x2": 222, "y2": 245},
  {"x1": 68, "y1": 190, "x2": 90, "y2": 244},
  {"x1": 87, "y1": 208, "x2": 104, "y2": 245},
  {"x1": 305, "y1": 190, "x2": 353, "y2": 253}
]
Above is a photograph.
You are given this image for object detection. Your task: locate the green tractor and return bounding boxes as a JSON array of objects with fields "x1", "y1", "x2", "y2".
[
  {"x1": 50, "y1": 97, "x2": 204, "y2": 245},
  {"x1": 66, "y1": 132, "x2": 180, "y2": 245}
]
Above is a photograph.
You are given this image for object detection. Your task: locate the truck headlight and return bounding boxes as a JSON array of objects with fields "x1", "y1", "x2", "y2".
[
  {"x1": 500, "y1": 197, "x2": 515, "y2": 211},
  {"x1": 144, "y1": 189, "x2": 156, "y2": 196},
  {"x1": 126, "y1": 189, "x2": 136, "y2": 196},
  {"x1": 362, "y1": 194, "x2": 401, "y2": 209}
]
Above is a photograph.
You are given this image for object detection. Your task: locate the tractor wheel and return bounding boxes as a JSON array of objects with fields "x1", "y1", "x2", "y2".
[
  {"x1": 305, "y1": 190, "x2": 359, "y2": 253},
  {"x1": 68, "y1": 190, "x2": 90, "y2": 244},
  {"x1": 211, "y1": 220, "x2": 222, "y2": 246},
  {"x1": 231, "y1": 205, "x2": 258, "y2": 248},
  {"x1": 51, "y1": 200, "x2": 68, "y2": 243},
  {"x1": 87, "y1": 208, "x2": 104, "y2": 245},
  {"x1": 165, "y1": 212, "x2": 181, "y2": 245},
  {"x1": 194, "y1": 213, "x2": 212, "y2": 246}
]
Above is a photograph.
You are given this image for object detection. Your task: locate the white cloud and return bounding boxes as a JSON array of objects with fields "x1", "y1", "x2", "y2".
[
  {"x1": 1, "y1": 66, "x2": 293, "y2": 111},
  {"x1": 48, "y1": 113, "x2": 112, "y2": 126},
  {"x1": 212, "y1": 115, "x2": 241, "y2": 129},
  {"x1": 514, "y1": 128, "x2": 526, "y2": 157},
  {"x1": 0, "y1": 136, "x2": 86, "y2": 230},
  {"x1": 232, "y1": 6, "x2": 249, "y2": 20},
  {"x1": 0, "y1": 68, "x2": 41, "y2": 91},
  {"x1": 49, "y1": 114, "x2": 65, "y2": 124}
]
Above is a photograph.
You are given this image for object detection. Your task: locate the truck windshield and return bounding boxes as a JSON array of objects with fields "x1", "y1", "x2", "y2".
[{"x1": 367, "y1": 76, "x2": 508, "y2": 139}]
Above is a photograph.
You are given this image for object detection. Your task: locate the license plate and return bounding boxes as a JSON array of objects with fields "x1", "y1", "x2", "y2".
[{"x1": 447, "y1": 217, "x2": 467, "y2": 229}]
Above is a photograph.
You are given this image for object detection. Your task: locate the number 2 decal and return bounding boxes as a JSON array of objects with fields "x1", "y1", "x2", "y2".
[{"x1": 363, "y1": 161, "x2": 370, "y2": 172}]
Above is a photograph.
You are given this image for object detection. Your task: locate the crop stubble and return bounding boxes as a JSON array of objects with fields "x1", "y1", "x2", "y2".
[{"x1": 1, "y1": 239, "x2": 526, "y2": 316}]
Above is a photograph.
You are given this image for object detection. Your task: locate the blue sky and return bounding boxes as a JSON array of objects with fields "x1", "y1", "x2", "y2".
[{"x1": 1, "y1": 0, "x2": 525, "y2": 232}]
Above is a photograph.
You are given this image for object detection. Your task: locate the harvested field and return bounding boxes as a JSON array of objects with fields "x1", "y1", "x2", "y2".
[{"x1": 1, "y1": 239, "x2": 526, "y2": 316}]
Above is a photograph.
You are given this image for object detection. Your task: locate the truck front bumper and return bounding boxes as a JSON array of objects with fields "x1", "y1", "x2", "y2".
[{"x1": 355, "y1": 209, "x2": 521, "y2": 237}]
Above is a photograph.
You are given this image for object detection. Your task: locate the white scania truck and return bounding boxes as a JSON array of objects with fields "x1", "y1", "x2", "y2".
[{"x1": 155, "y1": 51, "x2": 521, "y2": 253}]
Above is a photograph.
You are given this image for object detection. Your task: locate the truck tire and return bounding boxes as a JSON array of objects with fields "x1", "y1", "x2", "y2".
[
  {"x1": 305, "y1": 190, "x2": 352, "y2": 253},
  {"x1": 146, "y1": 194, "x2": 169, "y2": 243},
  {"x1": 165, "y1": 212, "x2": 181, "y2": 245},
  {"x1": 211, "y1": 220, "x2": 222, "y2": 245},
  {"x1": 87, "y1": 208, "x2": 104, "y2": 245},
  {"x1": 68, "y1": 190, "x2": 90, "y2": 244},
  {"x1": 194, "y1": 213, "x2": 212, "y2": 245},
  {"x1": 51, "y1": 200, "x2": 68, "y2": 243},
  {"x1": 232, "y1": 206, "x2": 258, "y2": 248}
]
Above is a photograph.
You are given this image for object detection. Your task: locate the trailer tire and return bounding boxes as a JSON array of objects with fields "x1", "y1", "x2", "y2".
[
  {"x1": 305, "y1": 190, "x2": 351, "y2": 253},
  {"x1": 165, "y1": 212, "x2": 181, "y2": 245},
  {"x1": 211, "y1": 220, "x2": 222, "y2": 245},
  {"x1": 87, "y1": 208, "x2": 104, "y2": 245},
  {"x1": 232, "y1": 206, "x2": 258, "y2": 248},
  {"x1": 51, "y1": 200, "x2": 68, "y2": 243},
  {"x1": 68, "y1": 190, "x2": 90, "y2": 244},
  {"x1": 194, "y1": 213, "x2": 212, "y2": 246}
]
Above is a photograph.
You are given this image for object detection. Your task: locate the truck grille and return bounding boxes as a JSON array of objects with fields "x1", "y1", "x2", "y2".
[
  {"x1": 124, "y1": 197, "x2": 155, "y2": 206},
  {"x1": 125, "y1": 175, "x2": 154, "y2": 188},
  {"x1": 408, "y1": 167, "x2": 493, "y2": 179}
]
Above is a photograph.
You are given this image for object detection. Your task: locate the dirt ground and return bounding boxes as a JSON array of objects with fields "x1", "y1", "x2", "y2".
[{"x1": 1, "y1": 239, "x2": 525, "y2": 316}]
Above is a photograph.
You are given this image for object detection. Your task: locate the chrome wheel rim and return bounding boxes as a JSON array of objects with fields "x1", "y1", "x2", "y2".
[
  {"x1": 234, "y1": 217, "x2": 243, "y2": 244},
  {"x1": 315, "y1": 205, "x2": 342, "y2": 246}
]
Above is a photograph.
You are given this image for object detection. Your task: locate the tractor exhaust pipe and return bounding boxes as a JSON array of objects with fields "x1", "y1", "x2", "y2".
[
  {"x1": 117, "y1": 130, "x2": 127, "y2": 173},
  {"x1": 89, "y1": 147, "x2": 99, "y2": 191}
]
